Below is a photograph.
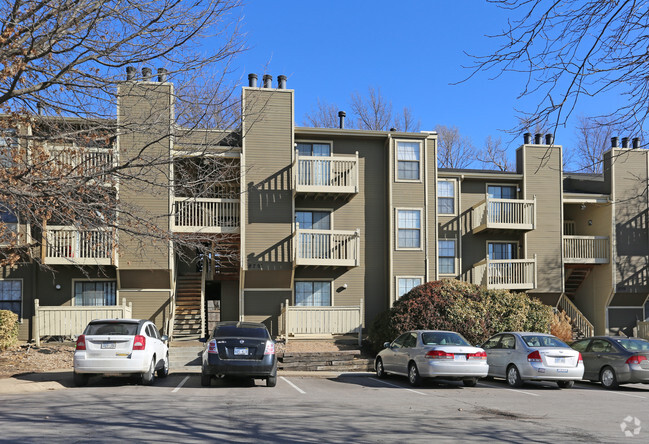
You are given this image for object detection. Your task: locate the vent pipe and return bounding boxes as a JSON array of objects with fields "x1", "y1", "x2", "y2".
[
  {"x1": 534, "y1": 133, "x2": 542, "y2": 144},
  {"x1": 126, "y1": 66, "x2": 136, "y2": 81},
  {"x1": 633, "y1": 137, "x2": 640, "y2": 149},
  {"x1": 157, "y1": 68, "x2": 167, "y2": 83},
  {"x1": 338, "y1": 111, "x2": 346, "y2": 129},
  {"x1": 278, "y1": 75, "x2": 287, "y2": 89},
  {"x1": 248, "y1": 73, "x2": 258, "y2": 88},
  {"x1": 142, "y1": 67, "x2": 152, "y2": 81},
  {"x1": 622, "y1": 137, "x2": 629, "y2": 148},
  {"x1": 611, "y1": 137, "x2": 618, "y2": 148},
  {"x1": 263, "y1": 74, "x2": 272, "y2": 88},
  {"x1": 523, "y1": 133, "x2": 532, "y2": 144},
  {"x1": 545, "y1": 134, "x2": 554, "y2": 145}
]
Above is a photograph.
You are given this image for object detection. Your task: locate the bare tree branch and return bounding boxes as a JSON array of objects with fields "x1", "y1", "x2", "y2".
[
  {"x1": 435, "y1": 124, "x2": 476, "y2": 169},
  {"x1": 477, "y1": 135, "x2": 514, "y2": 171}
]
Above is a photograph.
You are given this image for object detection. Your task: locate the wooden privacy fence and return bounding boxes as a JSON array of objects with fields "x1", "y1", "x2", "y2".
[
  {"x1": 33, "y1": 298, "x2": 132, "y2": 346},
  {"x1": 279, "y1": 299, "x2": 363, "y2": 346}
]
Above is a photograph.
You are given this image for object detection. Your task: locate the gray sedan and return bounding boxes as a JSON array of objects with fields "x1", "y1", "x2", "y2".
[
  {"x1": 375, "y1": 330, "x2": 489, "y2": 387},
  {"x1": 571, "y1": 336, "x2": 649, "y2": 389},
  {"x1": 482, "y1": 332, "x2": 584, "y2": 388}
]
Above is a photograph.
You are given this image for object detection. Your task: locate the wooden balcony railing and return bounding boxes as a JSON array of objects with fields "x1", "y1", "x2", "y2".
[
  {"x1": 172, "y1": 197, "x2": 240, "y2": 233},
  {"x1": 279, "y1": 299, "x2": 363, "y2": 345},
  {"x1": 293, "y1": 152, "x2": 359, "y2": 195},
  {"x1": 472, "y1": 197, "x2": 535, "y2": 232},
  {"x1": 472, "y1": 256, "x2": 537, "y2": 290},
  {"x1": 44, "y1": 226, "x2": 113, "y2": 265},
  {"x1": 294, "y1": 228, "x2": 360, "y2": 267},
  {"x1": 563, "y1": 235, "x2": 609, "y2": 264}
]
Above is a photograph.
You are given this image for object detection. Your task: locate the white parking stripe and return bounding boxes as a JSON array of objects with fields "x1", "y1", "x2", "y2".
[
  {"x1": 280, "y1": 377, "x2": 305, "y2": 394},
  {"x1": 172, "y1": 376, "x2": 189, "y2": 393},
  {"x1": 370, "y1": 377, "x2": 427, "y2": 396},
  {"x1": 479, "y1": 382, "x2": 540, "y2": 397}
]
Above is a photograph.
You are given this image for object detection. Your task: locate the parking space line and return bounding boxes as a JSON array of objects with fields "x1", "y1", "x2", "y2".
[
  {"x1": 605, "y1": 391, "x2": 646, "y2": 399},
  {"x1": 172, "y1": 376, "x2": 190, "y2": 393},
  {"x1": 370, "y1": 378, "x2": 427, "y2": 396},
  {"x1": 479, "y1": 382, "x2": 540, "y2": 397},
  {"x1": 280, "y1": 377, "x2": 305, "y2": 394}
]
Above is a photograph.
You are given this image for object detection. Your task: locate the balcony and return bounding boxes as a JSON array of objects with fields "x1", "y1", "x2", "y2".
[
  {"x1": 563, "y1": 235, "x2": 609, "y2": 264},
  {"x1": 294, "y1": 228, "x2": 360, "y2": 267},
  {"x1": 472, "y1": 257, "x2": 537, "y2": 290},
  {"x1": 471, "y1": 197, "x2": 535, "y2": 233},
  {"x1": 44, "y1": 226, "x2": 113, "y2": 265},
  {"x1": 293, "y1": 152, "x2": 359, "y2": 197},
  {"x1": 172, "y1": 198, "x2": 240, "y2": 233}
]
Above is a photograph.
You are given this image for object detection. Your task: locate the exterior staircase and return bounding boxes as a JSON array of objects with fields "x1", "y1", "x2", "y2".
[
  {"x1": 173, "y1": 273, "x2": 203, "y2": 340},
  {"x1": 564, "y1": 266, "x2": 592, "y2": 298},
  {"x1": 557, "y1": 293, "x2": 594, "y2": 340}
]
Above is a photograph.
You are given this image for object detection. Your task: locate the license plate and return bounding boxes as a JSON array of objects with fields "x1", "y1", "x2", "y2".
[
  {"x1": 555, "y1": 357, "x2": 565, "y2": 364},
  {"x1": 101, "y1": 342, "x2": 116, "y2": 349},
  {"x1": 234, "y1": 347, "x2": 248, "y2": 356},
  {"x1": 454, "y1": 354, "x2": 466, "y2": 361},
  {"x1": 557, "y1": 368, "x2": 568, "y2": 373}
]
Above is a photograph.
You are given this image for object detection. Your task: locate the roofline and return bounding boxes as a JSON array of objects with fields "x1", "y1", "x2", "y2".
[
  {"x1": 295, "y1": 126, "x2": 434, "y2": 139},
  {"x1": 439, "y1": 170, "x2": 524, "y2": 180}
]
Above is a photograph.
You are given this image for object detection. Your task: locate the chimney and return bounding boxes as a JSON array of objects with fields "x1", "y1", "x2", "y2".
[
  {"x1": 126, "y1": 66, "x2": 136, "y2": 81},
  {"x1": 248, "y1": 73, "x2": 258, "y2": 88},
  {"x1": 523, "y1": 133, "x2": 532, "y2": 144},
  {"x1": 633, "y1": 137, "x2": 640, "y2": 149},
  {"x1": 157, "y1": 68, "x2": 167, "y2": 83},
  {"x1": 278, "y1": 75, "x2": 287, "y2": 89},
  {"x1": 142, "y1": 67, "x2": 152, "y2": 81},
  {"x1": 545, "y1": 134, "x2": 554, "y2": 145},
  {"x1": 534, "y1": 133, "x2": 542, "y2": 144},
  {"x1": 622, "y1": 137, "x2": 629, "y2": 148},
  {"x1": 611, "y1": 137, "x2": 618, "y2": 148},
  {"x1": 390, "y1": 128, "x2": 397, "y2": 132},
  {"x1": 263, "y1": 74, "x2": 272, "y2": 88},
  {"x1": 338, "y1": 111, "x2": 346, "y2": 129}
]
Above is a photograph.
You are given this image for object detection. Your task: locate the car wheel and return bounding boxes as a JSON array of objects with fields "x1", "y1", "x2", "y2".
[
  {"x1": 506, "y1": 365, "x2": 523, "y2": 388},
  {"x1": 266, "y1": 374, "x2": 277, "y2": 387},
  {"x1": 557, "y1": 380, "x2": 574, "y2": 389},
  {"x1": 463, "y1": 378, "x2": 478, "y2": 387},
  {"x1": 600, "y1": 366, "x2": 619, "y2": 390},
  {"x1": 73, "y1": 372, "x2": 89, "y2": 387},
  {"x1": 141, "y1": 357, "x2": 156, "y2": 386},
  {"x1": 156, "y1": 353, "x2": 169, "y2": 378},
  {"x1": 408, "y1": 362, "x2": 422, "y2": 387},
  {"x1": 376, "y1": 358, "x2": 387, "y2": 379},
  {"x1": 201, "y1": 372, "x2": 212, "y2": 387}
]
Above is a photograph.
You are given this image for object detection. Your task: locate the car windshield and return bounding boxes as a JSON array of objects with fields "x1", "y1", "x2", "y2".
[
  {"x1": 614, "y1": 338, "x2": 649, "y2": 351},
  {"x1": 421, "y1": 332, "x2": 470, "y2": 346},
  {"x1": 522, "y1": 335, "x2": 568, "y2": 348},
  {"x1": 85, "y1": 322, "x2": 138, "y2": 336},
  {"x1": 213, "y1": 326, "x2": 269, "y2": 339}
]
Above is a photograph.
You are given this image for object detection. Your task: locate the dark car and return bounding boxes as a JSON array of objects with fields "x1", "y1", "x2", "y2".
[
  {"x1": 571, "y1": 336, "x2": 649, "y2": 389},
  {"x1": 201, "y1": 321, "x2": 277, "y2": 387}
]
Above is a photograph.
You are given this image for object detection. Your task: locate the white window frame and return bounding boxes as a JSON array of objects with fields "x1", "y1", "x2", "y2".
[
  {"x1": 71, "y1": 279, "x2": 117, "y2": 306},
  {"x1": 395, "y1": 208, "x2": 423, "y2": 251},
  {"x1": 394, "y1": 140, "x2": 423, "y2": 183},
  {"x1": 438, "y1": 238, "x2": 457, "y2": 276},
  {"x1": 293, "y1": 279, "x2": 334, "y2": 307},
  {"x1": 294, "y1": 208, "x2": 334, "y2": 231},
  {"x1": 395, "y1": 276, "x2": 424, "y2": 299},
  {"x1": 437, "y1": 179, "x2": 456, "y2": 216},
  {"x1": 0, "y1": 278, "x2": 23, "y2": 321}
]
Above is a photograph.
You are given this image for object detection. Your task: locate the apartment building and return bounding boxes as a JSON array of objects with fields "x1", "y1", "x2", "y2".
[{"x1": 3, "y1": 72, "x2": 648, "y2": 342}]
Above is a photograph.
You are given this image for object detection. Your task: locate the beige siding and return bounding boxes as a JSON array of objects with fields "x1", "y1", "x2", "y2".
[
  {"x1": 243, "y1": 290, "x2": 291, "y2": 336},
  {"x1": 220, "y1": 281, "x2": 239, "y2": 322},
  {"x1": 427, "y1": 138, "x2": 437, "y2": 281},
  {"x1": 118, "y1": 290, "x2": 171, "y2": 334}
]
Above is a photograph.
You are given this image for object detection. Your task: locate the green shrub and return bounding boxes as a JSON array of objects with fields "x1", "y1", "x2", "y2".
[
  {"x1": 0, "y1": 310, "x2": 19, "y2": 351},
  {"x1": 368, "y1": 279, "x2": 553, "y2": 353}
]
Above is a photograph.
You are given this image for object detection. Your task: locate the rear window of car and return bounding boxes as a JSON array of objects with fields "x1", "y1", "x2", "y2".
[
  {"x1": 85, "y1": 322, "x2": 139, "y2": 336},
  {"x1": 213, "y1": 326, "x2": 270, "y2": 339},
  {"x1": 522, "y1": 335, "x2": 569, "y2": 348},
  {"x1": 422, "y1": 332, "x2": 470, "y2": 346},
  {"x1": 615, "y1": 338, "x2": 649, "y2": 351}
]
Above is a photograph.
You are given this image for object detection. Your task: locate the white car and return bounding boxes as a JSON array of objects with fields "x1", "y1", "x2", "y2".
[{"x1": 73, "y1": 319, "x2": 169, "y2": 386}]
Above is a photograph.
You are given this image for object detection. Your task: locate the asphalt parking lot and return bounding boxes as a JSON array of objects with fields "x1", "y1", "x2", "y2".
[{"x1": 0, "y1": 373, "x2": 647, "y2": 443}]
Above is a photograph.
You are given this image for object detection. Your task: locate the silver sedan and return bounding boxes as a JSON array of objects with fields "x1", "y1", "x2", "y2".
[
  {"x1": 375, "y1": 330, "x2": 489, "y2": 387},
  {"x1": 482, "y1": 332, "x2": 584, "y2": 388}
]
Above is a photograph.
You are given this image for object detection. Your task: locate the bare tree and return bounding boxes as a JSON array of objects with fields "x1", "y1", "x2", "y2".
[
  {"x1": 303, "y1": 98, "x2": 342, "y2": 129},
  {"x1": 393, "y1": 106, "x2": 421, "y2": 133},
  {"x1": 436, "y1": 124, "x2": 476, "y2": 169},
  {"x1": 574, "y1": 116, "x2": 617, "y2": 174},
  {"x1": 477, "y1": 135, "x2": 514, "y2": 171},
  {"x1": 350, "y1": 86, "x2": 393, "y2": 131}
]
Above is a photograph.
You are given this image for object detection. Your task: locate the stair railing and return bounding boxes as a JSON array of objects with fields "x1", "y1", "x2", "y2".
[
  {"x1": 557, "y1": 293, "x2": 594, "y2": 338},
  {"x1": 201, "y1": 256, "x2": 206, "y2": 338}
]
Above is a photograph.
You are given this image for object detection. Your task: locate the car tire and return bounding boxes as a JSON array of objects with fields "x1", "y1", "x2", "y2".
[
  {"x1": 506, "y1": 365, "x2": 523, "y2": 388},
  {"x1": 201, "y1": 372, "x2": 212, "y2": 387},
  {"x1": 266, "y1": 374, "x2": 277, "y2": 387},
  {"x1": 463, "y1": 378, "x2": 478, "y2": 387},
  {"x1": 73, "y1": 372, "x2": 89, "y2": 387},
  {"x1": 156, "y1": 353, "x2": 169, "y2": 378},
  {"x1": 141, "y1": 357, "x2": 156, "y2": 386},
  {"x1": 376, "y1": 358, "x2": 387, "y2": 379},
  {"x1": 557, "y1": 380, "x2": 574, "y2": 389},
  {"x1": 408, "y1": 362, "x2": 422, "y2": 387},
  {"x1": 600, "y1": 366, "x2": 619, "y2": 390}
]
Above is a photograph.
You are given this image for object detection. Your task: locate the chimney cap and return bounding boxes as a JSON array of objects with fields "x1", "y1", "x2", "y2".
[{"x1": 338, "y1": 111, "x2": 346, "y2": 117}]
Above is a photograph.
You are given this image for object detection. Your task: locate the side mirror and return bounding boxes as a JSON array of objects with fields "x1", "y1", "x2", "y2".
[
  {"x1": 383, "y1": 342, "x2": 391, "y2": 349},
  {"x1": 160, "y1": 335, "x2": 169, "y2": 342}
]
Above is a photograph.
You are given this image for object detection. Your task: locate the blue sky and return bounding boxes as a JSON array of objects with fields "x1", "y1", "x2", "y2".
[{"x1": 232, "y1": 1, "x2": 621, "y2": 168}]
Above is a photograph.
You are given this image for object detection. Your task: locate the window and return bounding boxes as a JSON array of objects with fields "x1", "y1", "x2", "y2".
[
  {"x1": 403, "y1": 332, "x2": 418, "y2": 348},
  {"x1": 296, "y1": 210, "x2": 331, "y2": 259},
  {"x1": 296, "y1": 211, "x2": 330, "y2": 230},
  {"x1": 488, "y1": 242, "x2": 517, "y2": 260},
  {"x1": 396, "y1": 210, "x2": 421, "y2": 249},
  {"x1": 437, "y1": 180, "x2": 455, "y2": 214},
  {"x1": 500, "y1": 334, "x2": 516, "y2": 350},
  {"x1": 0, "y1": 129, "x2": 18, "y2": 167},
  {"x1": 438, "y1": 239, "x2": 456, "y2": 274},
  {"x1": 487, "y1": 185, "x2": 516, "y2": 199},
  {"x1": 482, "y1": 335, "x2": 501, "y2": 350},
  {"x1": 396, "y1": 141, "x2": 420, "y2": 181},
  {"x1": 398, "y1": 277, "x2": 422, "y2": 298},
  {"x1": 0, "y1": 280, "x2": 22, "y2": 318},
  {"x1": 296, "y1": 142, "x2": 332, "y2": 186},
  {"x1": 74, "y1": 281, "x2": 116, "y2": 306},
  {"x1": 296, "y1": 142, "x2": 331, "y2": 157},
  {"x1": 295, "y1": 281, "x2": 331, "y2": 306}
]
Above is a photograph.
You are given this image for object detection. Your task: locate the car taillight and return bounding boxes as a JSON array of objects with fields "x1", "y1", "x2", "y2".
[
  {"x1": 527, "y1": 350, "x2": 542, "y2": 362},
  {"x1": 426, "y1": 350, "x2": 454, "y2": 359},
  {"x1": 75, "y1": 335, "x2": 86, "y2": 351},
  {"x1": 132, "y1": 335, "x2": 146, "y2": 351},
  {"x1": 264, "y1": 341, "x2": 275, "y2": 355},
  {"x1": 578, "y1": 352, "x2": 583, "y2": 362},
  {"x1": 467, "y1": 351, "x2": 487, "y2": 360},
  {"x1": 626, "y1": 355, "x2": 648, "y2": 365},
  {"x1": 208, "y1": 340, "x2": 218, "y2": 354}
]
